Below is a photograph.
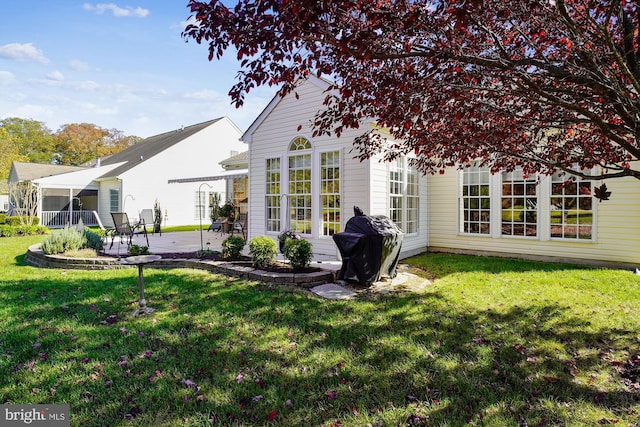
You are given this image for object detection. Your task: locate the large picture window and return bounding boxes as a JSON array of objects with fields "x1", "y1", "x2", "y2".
[
  {"x1": 320, "y1": 151, "x2": 341, "y2": 236},
  {"x1": 501, "y1": 170, "x2": 537, "y2": 237},
  {"x1": 459, "y1": 165, "x2": 596, "y2": 241},
  {"x1": 460, "y1": 164, "x2": 491, "y2": 235},
  {"x1": 550, "y1": 173, "x2": 593, "y2": 240},
  {"x1": 266, "y1": 158, "x2": 281, "y2": 232},
  {"x1": 288, "y1": 138, "x2": 312, "y2": 234}
]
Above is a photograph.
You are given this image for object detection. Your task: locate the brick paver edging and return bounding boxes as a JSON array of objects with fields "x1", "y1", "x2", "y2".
[{"x1": 25, "y1": 244, "x2": 334, "y2": 288}]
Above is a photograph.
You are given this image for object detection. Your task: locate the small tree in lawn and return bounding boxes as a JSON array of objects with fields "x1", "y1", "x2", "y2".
[
  {"x1": 8, "y1": 181, "x2": 39, "y2": 226},
  {"x1": 184, "y1": 0, "x2": 640, "y2": 199}
]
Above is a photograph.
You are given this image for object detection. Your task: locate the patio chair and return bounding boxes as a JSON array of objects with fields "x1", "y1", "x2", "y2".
[
  {"x1": 110, "y1": 212, "x2": 149, "y2": 250},
  {"x1": 138, "y1": 209, "x2": 160, "y2": 235},
  {"x1": 230, "y1": 213, "x2": 247, "y2": 239}
]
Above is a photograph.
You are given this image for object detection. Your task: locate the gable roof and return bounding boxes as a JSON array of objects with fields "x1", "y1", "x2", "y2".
[
  {"x1": 10, "y1": 161, "x2": 88, "y2": 182},
  {"x1": 241, "y1": 75, "x2": 334, "y2": 143},
  {"x1": 97, "y1": 118, "x2": 223, "y2": 179},
  {"x1": 220, "y1": 150, "x2": 248, "y2": 168}
]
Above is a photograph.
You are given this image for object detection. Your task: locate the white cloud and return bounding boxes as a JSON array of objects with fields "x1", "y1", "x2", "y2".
[
  {"x1": 183, "y1": 89, "x2": 225, "y2": 101},
  {"x1": 0, "y1": 71, "x2": 16, "y2": 84},
  {"x1": 68, "y1": 59, "x2": 92, "y2": 71},
  {"x1": 83, "y1": 3, "x2": 149, "y2": 18},
  {"x1": 0, "y1": 43, "x2": 49, "y2": 64},
  {"x1": 46, "y1": 70, "x2": 65, "y2": 81}
]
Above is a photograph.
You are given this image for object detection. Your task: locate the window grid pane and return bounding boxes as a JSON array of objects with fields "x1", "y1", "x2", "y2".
[
  {"x1": 389, "y1": 158, "x2": 405, "y2": 230},
  {"x1": 266, "y1": 158, "x2": 281, "y2": 232},
  {"x1": 501, "y1": 171, "x2": 537, "y2": 237},
  {"x1": 550, "y1": 174, "x2": 593, "y2": 240},
  {"x1": 460, "y1": 164, "x2": 491, "y2": 235},
  {"x1": 194, "y1": 191, "x2": 206, "y2": 220},
  {"x1": 109, "y1": 189, "x2": 119, "y2": 212},
  {"x1": 289, "y1": 154, "x2": 312, "y2": 234},
  {"x1": 321, "y1": 151, "x2": 341, "y2": 236},
  {"x1": 405, "y1": 164, "x2": 419, "y2": 233}
]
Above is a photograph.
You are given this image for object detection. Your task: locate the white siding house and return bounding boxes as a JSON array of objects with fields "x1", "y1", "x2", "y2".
[
  {"x1": 243, "y1": 76, "x2": 429, "y2": 259},
  {"x1": 9, "y1": 118, "x2": 245, "y2": 228},
  {"x1": 243, "y1": 76, "x2": 639, "y2": 268}
]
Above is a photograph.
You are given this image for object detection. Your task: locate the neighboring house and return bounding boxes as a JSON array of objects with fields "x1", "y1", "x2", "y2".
[
  {"x1": 8, "y1": 118, "x2": 245, "y2": 228},
  {"x1": 243, "y1": 75, "x2": 640, "y2": 268}
]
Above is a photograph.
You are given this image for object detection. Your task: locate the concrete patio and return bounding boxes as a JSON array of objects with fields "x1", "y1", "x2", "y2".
[
  {"x1": 94, "y1": 228, "x2": 431, "y2": 299},
  {"x1": 102, "y1": 228, "x2": 343, "y2": 273}
]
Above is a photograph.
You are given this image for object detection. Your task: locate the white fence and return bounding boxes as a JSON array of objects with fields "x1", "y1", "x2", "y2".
[{"x1": 41, "y1": 210, "x2": 100, "y2": 228}]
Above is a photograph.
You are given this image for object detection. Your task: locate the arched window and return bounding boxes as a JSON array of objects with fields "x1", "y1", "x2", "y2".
[{"x1": 289, "y1": 136, "x2": 312, "y2": 151}]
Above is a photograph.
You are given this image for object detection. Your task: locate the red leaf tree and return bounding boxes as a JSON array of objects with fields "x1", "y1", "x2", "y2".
[{"x1": 183, "y1": 0, "x2": 640, "y2": 182}]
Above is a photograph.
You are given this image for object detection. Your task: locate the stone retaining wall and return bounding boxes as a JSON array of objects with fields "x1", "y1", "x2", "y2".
[{"x1": 25, "y1": 245, "x2": 334, "y2": 288}]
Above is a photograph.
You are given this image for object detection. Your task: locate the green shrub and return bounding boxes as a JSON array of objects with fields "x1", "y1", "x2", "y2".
[
  {"x1": 0, "y1": 214, "x2": 5, "y2": 224},
  {"x1": 14, "y1": 225, "x2": 49, "y2": 236},
  {"x1": 4, "y1": 216, "x2": 39, "y2": 226},
  {"x1": 222, "y1": 235, "x2": 245, "y2": 260},
  {"x1": 84, "y1": 229, "x2": 104, "y2": 252},
  {"x1": 283, "y1": 238, "x2": 313, "y2": 270},
  {"x1": 128, "y1": 244, "x2": 150, "y2": 256},
  {"x1": 41, "y1": 228, "x2": 87, "y2": 255},
  {"x1": 0, "y1": 223, "x2": 48, "y2": 237},
  {"x1": 0, "y1": 225, "x2": 15, "y2": 237},
  {"x1": 248, "y1": 235, "x2": 277, "y2": 268},
  {"x1": 6, "y1": 217, "x2": 21, "y2": 226}
]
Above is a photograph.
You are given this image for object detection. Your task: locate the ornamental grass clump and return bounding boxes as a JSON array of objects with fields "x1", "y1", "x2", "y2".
[
  {"x1": 249, "y1": 235, "x2": 277, "y2": 268},
  {"x1": 41, "y1": 227, "x2": 87, "y2": 255},
  {"x1": 283, "y1": 238, "x2": 313, "y2": 270}
]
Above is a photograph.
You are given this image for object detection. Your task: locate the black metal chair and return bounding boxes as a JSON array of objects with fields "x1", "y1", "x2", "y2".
[{"x1": 110, "y1": 212, "x2": 149, "y2": 249}]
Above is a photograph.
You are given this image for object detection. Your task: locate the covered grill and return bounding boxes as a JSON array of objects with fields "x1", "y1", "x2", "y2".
[{"x1": 332, "y1": 207, "x2": 404, "y2": 284}]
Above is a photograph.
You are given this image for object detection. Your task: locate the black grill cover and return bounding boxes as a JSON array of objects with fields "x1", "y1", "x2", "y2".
[{"x1": 333, "y1": 207, "x2": 403, "y2": 284}]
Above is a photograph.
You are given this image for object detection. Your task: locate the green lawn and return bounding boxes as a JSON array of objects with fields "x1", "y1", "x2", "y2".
[{"x1": 1, "y1": 235, "x2": 639, "y2": 426}]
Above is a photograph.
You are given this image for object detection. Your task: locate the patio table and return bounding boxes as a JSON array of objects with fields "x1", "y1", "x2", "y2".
[{"x1": 120, "y1": 255, "x2": 162, "y2": 316}]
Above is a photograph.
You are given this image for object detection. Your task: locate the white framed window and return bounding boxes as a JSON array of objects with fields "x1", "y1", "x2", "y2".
[
  {"x1": 458, "y1": 165, "x2": 596, "y2": 241},
  {"x1": 288, "y1": 137, "x2": 312, "y2": 234},
  {"x1": 194, "y1": 191, "x2": 207, "y2": 220},
  {"x1": 550, "y1": 173, "x2": 594, "y2": 240},
  {"x1": 320, "y1": 151, "x2": 341, "y2": 236},
  {"x1": 109, "y1": 189, "x2": 119, "y2": 212},
  {"x1": 501, "y1": 170, "x2": 538, "y2": 237},
  {"x1": 266, "y1": 157, "x2": 281, "y2": 232},
  {"x1": 459, "y1": 163, "x2": 491, "y2": 235},
  {"x1": 388, "y1": 157, "x2": 419, "y2": 233}
]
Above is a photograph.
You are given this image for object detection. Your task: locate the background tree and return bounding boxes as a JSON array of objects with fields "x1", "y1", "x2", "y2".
[
  {"x1": 0, "y1": 128, "x2": 24, "y2": 182},
  {"x1": 184, "y1": 0, "x2": 640, "y2": 187},
  {"x1": 0, "y1": 117, "x2": 54, "y2": 164},
  {"x1": 53, "y1": 123, "x2": 140, "y2": 165}
]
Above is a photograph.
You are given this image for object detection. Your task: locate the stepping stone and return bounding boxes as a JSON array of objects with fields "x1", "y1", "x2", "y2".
[{"x1": 310, "y1": 283, "x2": 357, "y2": 300}]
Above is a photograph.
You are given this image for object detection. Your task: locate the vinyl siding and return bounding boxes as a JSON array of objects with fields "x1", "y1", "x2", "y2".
[
  {"x1": 115, "y1": 118, "x2": 244, "y2": 227},
  {"x1": 248, "y1": 78, "x2": 428, "y2": 258},
  {"x1": 428, "y1": 168, "x2": 640, "y2": 267}
]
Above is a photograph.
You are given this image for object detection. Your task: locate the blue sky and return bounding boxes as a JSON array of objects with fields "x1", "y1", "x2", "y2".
[{"x1": 0, "y1": 1, "x2": 274, "y2": 138}]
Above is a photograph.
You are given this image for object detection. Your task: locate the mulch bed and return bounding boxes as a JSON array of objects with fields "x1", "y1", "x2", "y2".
[{"x1": 158, "y1": 251, "x2": 323, "y2": 274}]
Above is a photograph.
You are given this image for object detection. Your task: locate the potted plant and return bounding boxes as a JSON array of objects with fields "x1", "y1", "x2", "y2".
[
  {"x1": 219, "y1": 200, "x2": 237, "y2": 232},
  {"x1": 277, "y1": 229, "x2": 300, "y2": 253}
]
